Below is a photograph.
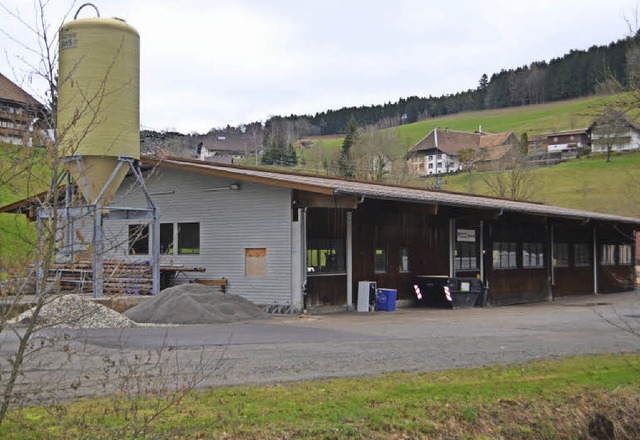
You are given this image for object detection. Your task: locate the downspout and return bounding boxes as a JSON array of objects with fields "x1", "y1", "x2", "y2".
[
  {"x1": 346, "y1": 210, "x2": 353, "y2": 311},
  {"x1": 449, "y1": 218, "x2": 455, "y2": 278},
  {"x1": 549, "y1": 223, "x2": 555, "y2": 301},
  {"x1": 301, "y1": 207, "x2": 308, "y2": 312},
  {"x1": 479, "y1": 220, "x2": 484, "y2": 283},
  {"x1": 593, "y1": 226, "x2": 598, "y2": 294}
]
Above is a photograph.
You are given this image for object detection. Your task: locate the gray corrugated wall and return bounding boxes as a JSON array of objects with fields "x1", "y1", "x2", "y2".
[{"x1": 104, "y1": 168, "x2": 294, "y2": 306}]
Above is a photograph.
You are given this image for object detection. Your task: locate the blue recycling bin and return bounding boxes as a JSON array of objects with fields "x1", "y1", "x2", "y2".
[{"x1": 376, "y1": 288, "x2": 397, "y2": 311}]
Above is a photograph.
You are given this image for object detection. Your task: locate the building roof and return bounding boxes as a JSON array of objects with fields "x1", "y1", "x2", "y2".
[
  {"x1": 2, "y1": 156, "x2": 639, "y2": 225},
  {"x1": 405, "y1": 128, "x2": 517, "y2": 159},
  {"x1": 198, "y1": 133, "x2": 252, "y2": 153},
  {"x1": 138, "y1": 156, "x2": 640, "y2": 225},
  {"x1": 0, "y1": 72, "x2": 42, "y2": 108},
  {"x1": 589, "y1": 110, "x2": 640, "y2": 132}
]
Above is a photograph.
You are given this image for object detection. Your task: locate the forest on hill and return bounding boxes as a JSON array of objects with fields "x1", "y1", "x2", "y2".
[{"x1": 302, "y1": 35, "x2": 638, "y2": 135}]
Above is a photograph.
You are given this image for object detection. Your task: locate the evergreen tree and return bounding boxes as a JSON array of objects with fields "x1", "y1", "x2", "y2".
[
  {"x1": 338, "y1": 116, "x2": 358, "y2": 178},
  {"x1": 261, "y1": 135, "x2": 297, "y2": 166},
  {"x1": 478, "y1": 74, "x2": 489, "y2": 91}
]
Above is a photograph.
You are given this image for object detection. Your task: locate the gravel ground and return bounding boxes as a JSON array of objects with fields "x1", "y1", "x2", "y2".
[
  {"x1": 124, "y1": 284, "x2": 267, "y2": 324},
  {"x1": 13, "y1": 294, "x2": 137, "y2": 329},
  {"x1": 2, "y1": 291, "x2": 639, "y2": 402}
]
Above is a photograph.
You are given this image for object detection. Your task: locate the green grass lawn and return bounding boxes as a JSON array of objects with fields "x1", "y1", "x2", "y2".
[
  {"x1": 2, "y1": 353, "x2": 639, "y2": 439},
  {"x1": 0, "y1": 145, "x2": 50, "y2": 270},
  {"x1": 441, "y1": 151, "x2": 640, "y2": 217}
]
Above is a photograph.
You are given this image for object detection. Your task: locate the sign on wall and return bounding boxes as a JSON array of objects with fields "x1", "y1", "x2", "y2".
[{"x1": 457, "y1": 229, "x2": 476, "y2": 242}]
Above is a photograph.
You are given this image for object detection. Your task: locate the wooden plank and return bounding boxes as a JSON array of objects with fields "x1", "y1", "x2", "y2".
[{"x1": 297, "y1": 191, "x2": 358, "y2": 209}]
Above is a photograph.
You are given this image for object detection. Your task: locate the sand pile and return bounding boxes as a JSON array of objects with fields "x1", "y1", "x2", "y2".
[
  {"x1": 124, "y1": 283, "x2": 267, "y2": 324},
  {"x1": 14, "y1": 294, "x2": 137, "y2": 329}
]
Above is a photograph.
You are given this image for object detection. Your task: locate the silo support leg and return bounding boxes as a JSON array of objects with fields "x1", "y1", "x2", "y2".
[{"x1": 92, "y1": 206, "x2": 104, "y2": 298}]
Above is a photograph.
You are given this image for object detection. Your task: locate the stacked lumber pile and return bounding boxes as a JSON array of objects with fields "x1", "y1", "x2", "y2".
[{"x1": 47, "y1": 260, "x2": 152, "y2": 295}]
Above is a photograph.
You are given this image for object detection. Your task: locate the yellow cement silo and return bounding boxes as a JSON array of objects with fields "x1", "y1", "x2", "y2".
[{"x1": 58, "y1": 16, "x2": 140, "y2": 204}]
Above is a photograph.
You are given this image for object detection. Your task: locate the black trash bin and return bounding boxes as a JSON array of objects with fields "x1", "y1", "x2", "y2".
[{"x1": 413, "y1": 276, "x2": 483, "y2": 309}]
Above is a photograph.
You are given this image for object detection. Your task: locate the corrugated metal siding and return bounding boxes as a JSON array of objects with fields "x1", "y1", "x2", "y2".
[{"x1": 105, "y1": 168, "x2": 293, "y2": 306}]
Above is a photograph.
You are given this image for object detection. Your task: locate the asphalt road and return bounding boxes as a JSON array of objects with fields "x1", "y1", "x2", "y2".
[{"x1": 2, "y1": 291, "x2": 639, "y2": 402}]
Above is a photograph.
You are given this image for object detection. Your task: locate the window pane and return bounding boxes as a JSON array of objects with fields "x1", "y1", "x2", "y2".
[
  {"x1": 523, "y1": 242, "x2": 544, "y2": 268},
  {"x1": 160, "y1": 223, "x2": 174, "y2": 254},
  {"x1": 619, "y1": 244, "x2": 632, "y2": 265},
  {"x1": 178, "y1": 222, "x2": 200, "y2": 254},
  {"x1": 374, "y1": 247, "x2": 387, "y2": 274},
  {"x1": 573, "y1": 243, "x2": 590, "y2": 266},
  {"x1": 128, "y1": 224, "x2": 149, "y2": 255},
  {"x1": 455, "y1": 242, "x2": 477, "y2": 271},
  {"x1": 493, "y1": 242, "x2": 517, "y2": 269},
  {"x1": 600, "y1": 244, "x2": 616, "y2": 265},
  {"x1": 306, "y1": 239, "x2": 345, "y2": 274},
  {"x1": 553, "y1": 243, "x2": 569, "y2": 267}
]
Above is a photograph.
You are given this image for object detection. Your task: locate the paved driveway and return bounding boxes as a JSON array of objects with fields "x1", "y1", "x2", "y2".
[{"x1": 2, "y1": 291, "x2": 639, "y2": 402}]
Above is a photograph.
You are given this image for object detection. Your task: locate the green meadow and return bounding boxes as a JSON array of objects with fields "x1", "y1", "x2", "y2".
[{"x1": 2, "y1": 354, "x2": 638, "y2": 439}]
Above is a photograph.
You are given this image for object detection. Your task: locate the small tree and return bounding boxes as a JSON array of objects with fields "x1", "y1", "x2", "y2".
[
  {"x1": 337, "y1": 116, "x2": 358, "y2": 178},
  {"x1": 483, "y1": 149, "x2": 541, "y2": 200},
  {"x1": 352, "y1": 126, "x2": 401, "y2": 182},
  {"x1": 458, "y1": 148, "x2": 479, "y2": 174}
]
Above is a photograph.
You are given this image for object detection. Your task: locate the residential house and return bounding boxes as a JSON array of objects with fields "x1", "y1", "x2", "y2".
[
  {"x1": 590, "y1": 111, "x2": 640, "y2": 154},
  {"x1": 405, "y1": 128, "x2": 519, "y2": 175},
  {"x1": 0, "y1": 72, "x2": 46, "y2": 146},
  {"x1": 196, "y1": 133, "x2": 257, "y2": 163},
  {"x1": 528, "y1": 129, "x2": 590, "y2": 158}
]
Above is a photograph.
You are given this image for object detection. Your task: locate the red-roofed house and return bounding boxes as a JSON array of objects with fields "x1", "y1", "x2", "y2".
[{"x1": 405, "y1": 128, "x2": 519, "y2": 176}]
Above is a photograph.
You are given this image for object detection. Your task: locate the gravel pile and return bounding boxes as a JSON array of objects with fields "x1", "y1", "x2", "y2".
[
  {"x1": 14, "y1": 294, "x2": 137, "y2": 329},
  {"x1": 124, "y1": 283, "x2": 267, "y2": 324}
]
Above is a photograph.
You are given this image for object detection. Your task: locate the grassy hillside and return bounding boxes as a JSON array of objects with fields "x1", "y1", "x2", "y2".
[
  {"x1": 0, "y1": 145, "x2": 50, "y2": 270},
  {"x1": 306, "y1": 94, "x2": 613, "y2": 156},
  {"x1": 441, "y1": 152, "x2": 640, "y2": 217}
]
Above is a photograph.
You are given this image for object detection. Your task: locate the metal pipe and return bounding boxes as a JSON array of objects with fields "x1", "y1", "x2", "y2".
[
  {"x1": 479, "y1": 220, "x2": 484, "y2": 283},
  {"x1": 346, "y1": 210, "x2": 353, "y2": 310},
  {"x1": 593, "y1": 227, "x2": 598, "y2": 294},
  {"x1": 449, "y1": 218, "x2": 455, "y2": 278},
  {"x1": 93, "y1": 160, "x2": 125, "y2": 206}
]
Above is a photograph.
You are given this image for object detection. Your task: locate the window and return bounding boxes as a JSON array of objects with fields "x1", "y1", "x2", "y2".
[
  {"x1": 493, "y1": 242, "x2": 516, "y2": 269},
  {"x1": 306, "y1": 239, "x2": 345, "y2": 274},
  {"x1": 399, "y1": 247, "x2": 409, "y2": 272},
  {"x1": 428, "y1": 163, "x2": 433, "y2": 169},
  {"x1": 600, "y1": 244, "x2": 616, "y2": 265},
  {"x1": 573, "y1": 243, "x2": 590, "y2": 267},
  {"x1": 455, "y1": 242, "x2": 478, "y2": 270},
  {"x1": 160, "y1": 223, "x2": 174, "y2": 254},
  {"x1": 245, "y1": 248, "x2": 267, "y2": 277},
  {"x1": 428, "y1": 155, "x2": 434, "y2": 161},
  {"x1": 374, "y1": 247, "x2": 387, "y2": 274},
  {"x1": 523, "y1": 242, "x2": 544, "y2": 268},
  {"x1": 128, "y1": 224, "x2": 149, "y2": 255},
  {"x1": 619, "y1": 244, "x2": 632, "y2": 265},
  {"x1": 177, "y1": 222, "x2": 200, "y2": 254},
  {"x1": 437, "y1": 154, "x2": 442, "y2": 159},
  {"x1": 553, "y1": 243, "x2": 569, "y2": 267}
]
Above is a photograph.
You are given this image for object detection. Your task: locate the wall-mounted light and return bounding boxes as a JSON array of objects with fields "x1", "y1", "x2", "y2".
[
  {"x1": 149, "y1": 189, "x2": 176, "y2": 196},
  {"x1": 201, "y1": 183, "x2": 241, "y2": 192}
]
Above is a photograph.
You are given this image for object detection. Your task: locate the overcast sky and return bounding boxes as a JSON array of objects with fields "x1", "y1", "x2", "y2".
[{"x1": 0, "y1": 0, "x2": 637, "y2": 134}]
